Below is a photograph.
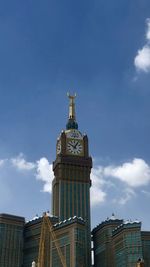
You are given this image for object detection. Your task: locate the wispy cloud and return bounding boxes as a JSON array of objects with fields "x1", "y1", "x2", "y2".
[
  {"x1": 134, "y1": 18, "x2": 150, "y2": 73},
  {"x1": 0, "y1": 159, "x2": 7, "y2": 167},
  {"x1": 113, "y1": 187, "x2": 136, "y2": 205},
  {"x1": 11, "y1": 153, "x2": 36, "y2": 171},
  {"x1": 142, "y1": 190, "x2": 150, "y2": 197},
  {"x1": 146, "y1": 18, "x2": 150, "y2": 41}
]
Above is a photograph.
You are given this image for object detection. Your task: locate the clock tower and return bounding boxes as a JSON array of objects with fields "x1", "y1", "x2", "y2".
[{"x1": 52, "y1": 93, "x2": 92, "y2": 266}]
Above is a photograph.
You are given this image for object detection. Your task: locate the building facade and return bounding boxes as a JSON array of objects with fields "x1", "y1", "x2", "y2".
[
  {"x1": 23, "y1": 215, "x2": 58, "y2": 267},
  {"x1": 0, "y1": 213, "x2": 25, "y2": 267},
  {"x1": 92, "y1": 215, "x2": 123, "y2": 267},
  {"x1": 52, "y1": 217, "x2": 86, "y2": 267},
  {"x1": 141, "y1": 231, "x2": 150, "y2": 267},
  {"x1": 112, "y1": 221, "x2": 143, "y2": 267},
  {"x1": 92, "y1": 216, "x2": 147, "y2": 267}
]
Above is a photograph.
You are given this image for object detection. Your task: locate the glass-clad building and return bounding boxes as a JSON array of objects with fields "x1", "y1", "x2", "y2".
[
  {"x1": 23, "y1": 215, "x2": 58, "y2": 267},
  {"x1": 92, "y1": 214, "x2": 123, "y2": 267},
  {"x1": 141, "y1": 231, "x2": 150, "y2": 267},
  {"x1": 51, "y1": 217, "x2": 86, "y2": 267},
  {"x1": 112, "y1": 221, "x2": 143, "y2": 267},
  {"x1": 92, "y1": 216, "x2": 148, "y2": 267},
  {"x1": 0, "y1": 213, "x2": 25, "y2": 267}
]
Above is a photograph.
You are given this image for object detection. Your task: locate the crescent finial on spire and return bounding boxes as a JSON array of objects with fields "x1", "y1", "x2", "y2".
[
  {"x1": 66, "y1": 92, "x2": 78, "y2": 130},
  {"x1": 67, "y1": 92, "x2": 77, "y2": 120}
]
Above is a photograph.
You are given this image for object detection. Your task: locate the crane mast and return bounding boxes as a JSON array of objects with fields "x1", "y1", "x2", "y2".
[{"x1": 35, "y1": 213, "x2": 67, "y2": 267}]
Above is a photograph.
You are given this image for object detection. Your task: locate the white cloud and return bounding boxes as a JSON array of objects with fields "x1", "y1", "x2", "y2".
[
  {"x1": 90, "y1": 158, "x2": 150, "y2": 206},
  {"x1": 134, "y1": 46, "x2": 150, "y2": 72},
  {"x1": 113, "y1": 188, "x2": 136, "y2": 205},
  {"x1": 142, "y1": 190, "x2": 150, "y2": 197},
  {"x1": 36, "y1": 157, "x2": 53, "y2": 193},
  {"x1": 91, "y1": 186, "x2": 106, "y2": 206},
  {"x1": 91, "y1": 167, "x2": 107, "y2": 206},
  {"x1": 11, "y1": 153, "x2": 35, "y2": 171},
  {"x1": 104, "y1": 158, "x2": 150, "y2": 187},
  {"x1": 146, "y1": 18, "x2": 150, "y2": 41},
  {"x1": 0, "y1": 154, "x2": 53, "y2": 193},
  {"x1": 0, "y1": 159, "x2": 6, "y2": 167},
  {"x1": 0, "y1": 154, "x2": 53, "y2": 194},
  {"x1": 134, "y1": 18, "x2": 150, "y2": 73}
]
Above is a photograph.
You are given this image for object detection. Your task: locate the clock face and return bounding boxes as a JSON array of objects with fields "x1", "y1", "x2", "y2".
[
  {"x1": 57, "y1": 141, "x2": 61, "y2": 154},
  {"x1": 67, "y1": 139, "x2": 83, "y2": 155}
]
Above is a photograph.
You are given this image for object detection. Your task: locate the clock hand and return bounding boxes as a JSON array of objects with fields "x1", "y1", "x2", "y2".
[
  {"x1": 70, "y1": 141, "x2": 77, "y2": 149},
  {"x1": 69, "y1": 143, "x2": 75, "y2": 148},
  {"x1": 74, "y1": 142, "x2": 78, "y2": 149}
]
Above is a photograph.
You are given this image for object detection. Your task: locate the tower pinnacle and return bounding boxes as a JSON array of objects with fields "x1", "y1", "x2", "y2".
[
  {"x1": 66, "y1": 92, "x2": 78, "y2": 130},
  {"x1": 67, "y1": 92, "x2": 76, "y2": 120}
]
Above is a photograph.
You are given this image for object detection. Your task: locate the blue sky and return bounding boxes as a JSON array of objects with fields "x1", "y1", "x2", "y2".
[{"x1": 0, "y1": 0, "x2": 150, "y2": 230}]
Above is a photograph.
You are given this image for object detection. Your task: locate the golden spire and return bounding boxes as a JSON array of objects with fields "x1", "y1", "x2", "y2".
[
  {"x1": 67, "y1": 92, "x2": 76, "y2": 120},
  {"x1": 66, "y1": 92, "x2": 78, "y2": 130}
]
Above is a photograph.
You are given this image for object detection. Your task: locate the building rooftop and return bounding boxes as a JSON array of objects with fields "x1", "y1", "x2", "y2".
[
  {"x1": 53, "y1": 216, "x2": 85, "y2": 229},
  {"x1": 113, "y1": 220, "x2": 141, "y2": 236},
  {"x1": 92, "y1": 214, "x2": 123, "y2": 234},
  {"x1": 25, "y1": 212, "x2": 58, "y2": 226},
  {"x1": 0, "y1": 213, "x2": 25, "y2": 223}
]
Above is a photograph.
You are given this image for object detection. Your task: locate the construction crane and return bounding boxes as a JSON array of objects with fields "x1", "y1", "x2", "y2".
[{"x1": 34, "y1": 212, "x2": 67, "y2": 267}]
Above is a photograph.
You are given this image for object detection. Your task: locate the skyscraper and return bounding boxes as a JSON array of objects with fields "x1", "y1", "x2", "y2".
[
  {"x1": 22, "y1": 93, "x2": 93, "y2": 267},
  {"x1": 52, "y1": 93, "x2": 92, "y2": 266}
]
